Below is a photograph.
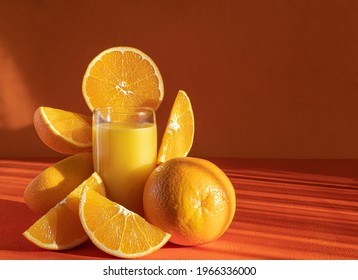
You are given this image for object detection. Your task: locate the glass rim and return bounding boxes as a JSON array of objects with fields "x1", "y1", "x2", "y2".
[{"x1": 93, "y1": 106, "x2": 155, "y2": 116}]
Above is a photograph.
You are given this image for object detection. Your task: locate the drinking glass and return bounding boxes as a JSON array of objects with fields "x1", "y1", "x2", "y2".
[{"x1": 93, "y1": 107, "x2": 157, "y2": 215}]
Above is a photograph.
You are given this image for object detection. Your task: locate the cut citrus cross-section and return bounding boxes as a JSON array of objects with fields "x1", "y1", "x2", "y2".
[
  {"x1": 157, "y1": 90, "x2": 194, "y2": 164},
  {"x1": 82, "y1": 46, "x2": 164, "y2": 111},
  {"x1": 79, "y1": 187, "x2": 171, "y2": 258},
  {"x1": 33, "y1": 106, "x2": 92, "y2": 154},
  {"x1": 23, "y1": 172, "x2": 106, "y2": 250}
]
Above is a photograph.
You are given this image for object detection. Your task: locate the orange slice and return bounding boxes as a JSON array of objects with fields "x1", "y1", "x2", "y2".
[
  {"x1": 79, "y1": 187, "x2": 171, "y2": 258},
  {"x1": 157, "y1": 90, "x2": 194, "y2": 164},
  {"x1": 82, "y1": 46, "x2": 164, "y2": 111},
  {"x1": 34, "y1": 106, "x2": 92, "y2": 154},
  {"x1": 23, "y1": 172, "x2": 106, "y2": 250}
]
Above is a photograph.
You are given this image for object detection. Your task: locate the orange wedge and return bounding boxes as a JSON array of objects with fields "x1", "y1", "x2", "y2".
[
  {"x1": 157, "y1": 90, "x2": 194, "y2": 164},
  {"x1": 34, "y1": 106, "x2": 92, "y2": 154},
  {"x1": 23, "y1": 172, "x2": 106, "y2": 250},
  {"x1": 24, "y1": 152, "x2": 93, "y2": 215},
  {"x1": 82, "y1": 46, "x2": 164, "y2": 111},
  {"x1": 79, "y1": 187, "x2": 171, "y2": 258}
]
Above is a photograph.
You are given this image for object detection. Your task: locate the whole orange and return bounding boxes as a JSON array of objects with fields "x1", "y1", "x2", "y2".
[{"x1": 143, "y1": 157, "x2": 236, "y2": 246}]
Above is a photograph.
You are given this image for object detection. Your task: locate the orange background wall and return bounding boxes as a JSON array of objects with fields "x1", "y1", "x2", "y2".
[{"x1": 0, "y1": 0, "x2": 357, "y2": 159}]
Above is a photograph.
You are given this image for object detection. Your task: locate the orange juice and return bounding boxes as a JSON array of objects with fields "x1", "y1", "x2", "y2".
[{"x1": 93, "y1": 122, "x2": 157, "y2": 215}]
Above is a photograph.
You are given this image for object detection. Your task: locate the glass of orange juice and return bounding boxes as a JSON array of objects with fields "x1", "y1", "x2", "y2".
[{"x1": 92, "y1": 107, "x2": 157, "y2": 215}]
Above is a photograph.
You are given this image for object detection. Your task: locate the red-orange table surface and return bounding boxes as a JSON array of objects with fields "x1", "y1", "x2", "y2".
[{"x1": 0, "y1": 157, "x2": 357, "y2": 260}]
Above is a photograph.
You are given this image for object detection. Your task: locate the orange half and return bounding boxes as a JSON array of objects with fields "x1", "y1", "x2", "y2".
[{"x1": 82, "y1": 46, "x2": 164, "y2": 111}]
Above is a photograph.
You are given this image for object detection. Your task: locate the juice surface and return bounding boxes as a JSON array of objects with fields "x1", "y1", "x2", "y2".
[{"x1": 93, "y1": 122, "x2": 157, "y2": 215}]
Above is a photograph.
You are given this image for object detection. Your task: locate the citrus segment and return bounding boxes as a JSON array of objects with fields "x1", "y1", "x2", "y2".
[
  {"x1": 34, "y1": 106, "x2": 92, "y2": 154},
  {"x1": 157, "y1": 90, "x2": 194, "y2": 164},
  {"x1": 23, "y1": 172, "x2": 106, "y2": 250},
  {"x1": 82, "y1": 47, "x2": 164, "y2": 111},
  {"x1": 23, "y1": 153, "x2": 93, "y2": 215},
  {"x1": 143, "y1": 157, "x2": 236, "y2": 246},
  {"x1": 79, "y1": 187, "x2": 171, "y2": 258}
]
